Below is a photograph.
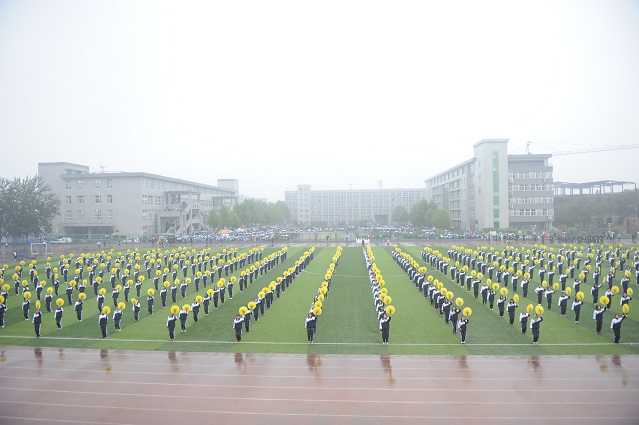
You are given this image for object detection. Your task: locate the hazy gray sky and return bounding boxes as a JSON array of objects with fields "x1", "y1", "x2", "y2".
[{"x1": 1, "y1": 0, "x2": 638, "y2": 202}]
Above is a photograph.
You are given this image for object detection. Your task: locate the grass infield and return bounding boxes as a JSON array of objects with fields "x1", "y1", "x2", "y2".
[{"x1": 0, "y1": 244, "x2": 637, "y2": 355}]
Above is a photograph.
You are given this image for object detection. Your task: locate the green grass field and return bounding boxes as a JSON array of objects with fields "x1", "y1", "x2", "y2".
[{"x1": 1, "y1": 244, "x2": 637, "y2": 355}]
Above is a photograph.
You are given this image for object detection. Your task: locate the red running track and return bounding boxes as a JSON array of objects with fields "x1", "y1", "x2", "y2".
[{"x1": 0, "y1": 347, "x2": 638, "y2": 425}]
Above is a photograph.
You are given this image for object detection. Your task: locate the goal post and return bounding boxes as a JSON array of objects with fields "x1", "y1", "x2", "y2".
[{"x1": 30, "y1": 242, "x2": 53, "y2": 257}]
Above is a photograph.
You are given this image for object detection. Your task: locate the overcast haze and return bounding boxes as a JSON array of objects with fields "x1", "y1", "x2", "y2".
[{"x1": 1, "y1": 0, "x2": 638, "y2": 202}]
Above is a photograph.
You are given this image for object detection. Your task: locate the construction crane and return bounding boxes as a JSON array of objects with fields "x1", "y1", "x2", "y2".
[{"x1": 525, "y1": 141, "x2": 639, "y2": 156}]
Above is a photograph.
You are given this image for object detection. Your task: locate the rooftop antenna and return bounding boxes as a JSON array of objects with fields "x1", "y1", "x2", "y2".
[{"x1": 526, "y1": 141, "x2": 532, "y2": 155}]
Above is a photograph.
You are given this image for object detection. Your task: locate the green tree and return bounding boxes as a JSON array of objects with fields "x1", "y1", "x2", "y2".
[
  {"x1": 430, "y1": 209, "x2": 452, "y2": 229},
  {"x1": 207, "y1": 209, "x2": 220, "y2": 229},
  {"x1": 0, "y1": 176, "x2": 60, "y2": 241},
  {"x1": 392, "y1": 205, "x2": 409, "y2": 225},
  {"x1": 409, "y1": 200, "x2": 430, "y2": 226}
]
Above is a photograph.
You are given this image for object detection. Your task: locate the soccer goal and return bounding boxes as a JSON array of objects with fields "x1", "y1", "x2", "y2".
[{"x1": 30, "y1": 242, "x2": 53, "y2": 257}]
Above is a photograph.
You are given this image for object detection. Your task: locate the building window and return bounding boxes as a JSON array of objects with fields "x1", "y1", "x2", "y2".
[
  {"x1": 65, "y1": 196, "x2": 72, "y2": 205},
  {"x1": 107, "y1": 195, "x2": 113, "y2": 204},
  {"x1": 106, "y1": 180, "x2": 113, "y2": 189},
  {"x1": 106, "y1": 210, "x2": 113, "y2": 220},
  {"x1": 77, "y1": 180, "x2": 84, "y2": 190},
  {"x1": 94, "y1": 195, "x2": 102, "y2": 204},
  {"x1": 77, "y1": 210, "x2": 84, "y2": 221},
  {"x1": 76, "y1": 195, "x2": 85, "y2": 204},
  {"x1": 65, "y1": 210, "x2": 72, "y2": 221},
  {"x1": 65, "y1": 181, "x2": 72, "y2": 190},
  {"x1": 94, "y1": 180, "x2": 102, "y2": 189},
  {"x1": 94, "y1": 210, "x2": 102, "y2": 220}
]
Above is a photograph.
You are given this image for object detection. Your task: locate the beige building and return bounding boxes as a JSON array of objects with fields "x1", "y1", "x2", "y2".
[{"x1": 39, "y1": 162, "x2": 238, "y2": 241}]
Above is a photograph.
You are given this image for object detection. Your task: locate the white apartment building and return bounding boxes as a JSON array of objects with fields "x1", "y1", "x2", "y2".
[
  {"x1": 425, "y1": 139, "x2": 554, "y2": 232},
  {"x1": 38, "y1": 162, "x2": 238, "y2": 241}
]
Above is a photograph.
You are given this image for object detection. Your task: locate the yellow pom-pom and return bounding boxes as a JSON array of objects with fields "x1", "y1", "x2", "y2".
[
  {"x1": 116, "y1": 284, "x2": 122, "y2": 291},
  {"x1": 195, "y1": 295, "x2": 202, "y2": 303},
  {"x1": 78, "y1": 293, "x2": 86, "y2": 300},
  {"x1": 385, "y1": 305, "x2": 396, "y2": 315},
  {"x1": 2, "y1": 284, "x2": 9, "y2": 291},
  {"x1": 600, "y1": 296, "x2": 610, "y2": 305},
  {"x1": 535, "y1": 305, "x2": 544, "y2": 315},
  {"x1": 552, "y1": 282, "x2": 559, "y2": 290},
  {"x1": 35, "y1": 300, "x2": 41, "y2": 310},
  {"x1": 118, "y1": 302, "x2": 126, "y2": 310},
  {"x1": 56, "y1": 298, "x2": 65, "y2": 307},
  {"x1": 455, "y1": 297, "x2": 464, "y2": 307},
  {"x1": 576, "y1": 291, "x2": 585, "y2": 300},
  {"x1": 542, "y1": 280, "x2": 547, "y2": 288},
  {"x1": 383, "y1": 296, "x2": 392, "y2": 305},
  {"x1": 182, "y1": 304, "x2": 190, "y2": 312},
  {"x1": 314, "y1": 300, "x2": 322, "y2": 308},
  {"x1": 170, "y1": 305, "x2": 180, "y2": 315},
  {"x1": 492, "y1": 283, "x2": 499, "y2": 291},
  {"x1": 102, "y1": 306, "x2": 111, "y2": 315},
  {"x1": 446, "y1": 291, "x2": 454, "y2": 300},
  {"x1": 99, "y1": 288, "x2": 106, "y2": 295},
  {"x1": 320, "y1": 287, "x2": 328, "y2": 294},
  {"x1": 147, "y1": 288, "x2": 155, "y2": 296},
  {"x1": 526, "y1": 304, "x2": 534, "y2": 313},
  {"x1": 622, "y1": 304, "x2": 630, "y2": 314},
  {"x1": 565, "y1": 287, "x2": 572, "y2": 295},
  {"x1": 628, "y1": 288, "x2": 634, "y2": 296},
  {"x1": 611, "y1": 286, "x2": 619, "y2": 294},
  {"x1": 313, "y1": 306, "x2": 323, "y2": 316},
  {"x1": 462, "y1": 307, "x2": 472, "y2": 317},
  {"x1": 513, "y1": 294, "x2": 519, "y2": 303},
  {"x1": 46, "y1": 287, "x2": 53, "y2": 294},
  {"x1": 247, "y1": 301, "x2": 256, "y2": 310},
  {"x1": 500, "y1": 287, "x2": 508, "y2": 296}
]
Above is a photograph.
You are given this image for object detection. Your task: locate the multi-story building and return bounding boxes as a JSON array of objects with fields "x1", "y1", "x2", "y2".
[
  {"x1": 285, "y1": 184, "x2": 428, "y2": 225},
  {"x1": 425, "y1": 139, "x2": 554, "y2": 232},
  {"x1": 38, "y1": 162, "x2": 238, "y2": 241}
]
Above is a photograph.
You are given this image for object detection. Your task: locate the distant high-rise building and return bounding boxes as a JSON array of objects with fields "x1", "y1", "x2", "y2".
[{"x1": 285, "y1": 185, "x2": 427, "y2": 225}]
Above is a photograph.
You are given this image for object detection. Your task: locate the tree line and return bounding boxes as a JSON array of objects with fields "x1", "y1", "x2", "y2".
[{"x1": 0, "y1": 176, "x2": 60, "y2": 242}]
